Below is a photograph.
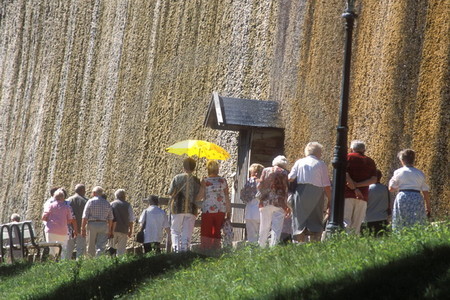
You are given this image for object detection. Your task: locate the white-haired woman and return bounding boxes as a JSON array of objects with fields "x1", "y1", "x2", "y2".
[
  {"x1": 288, "y1": 142, "x2": 331, "y2": 242},
  {"x1": 257, "y1": 155, "x2": 289, "y2": 247},
  {"x1": 42, "y1": 188, "x2": 77, "y2": 259},
  {"x1": 389, "y1": 149, "x2": 431, "y2": 230}
]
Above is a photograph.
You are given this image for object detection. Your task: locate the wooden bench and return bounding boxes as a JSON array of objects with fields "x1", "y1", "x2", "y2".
[
  {"x1": 1, "y1": 223, "x2": 17, "y2": 263},
  {"x1": 1, "y1": 221, "x2": 62, "y2": 262}
]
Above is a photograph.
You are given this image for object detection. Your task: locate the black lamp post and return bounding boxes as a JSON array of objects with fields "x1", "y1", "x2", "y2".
[{"x1": 326, "y1": 0, "x2": 357, "y2": 235}]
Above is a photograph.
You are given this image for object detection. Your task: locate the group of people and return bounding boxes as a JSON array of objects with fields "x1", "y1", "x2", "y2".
[
  {"x1": 240, "y1": 142, "x2": 331, "y2": 247},
  {"x1": 240, "y1": 141, "x2": 431, "y2": 247},
  {"x1": 42, "y1": 185, "x2": 136, "y2": 259},
  {"x1": 38, "y1": 157, "x2": 233, "y2": 258},
  {"x1": 343, "y1": 143, "x2": 430, "y2": 235},
  {"x1": 31, "y1": 139, "x2": 432, "y2": 259},
  {"x1": 168, "y1": 158, "x2": 231, "y2": 252},
  {"x1": 167, "y1": 140, "x2": 431, "y2": 251}
]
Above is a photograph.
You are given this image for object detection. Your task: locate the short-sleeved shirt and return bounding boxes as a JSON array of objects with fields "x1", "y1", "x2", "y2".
[
  {"x1": 201, "y1": 176, "x2": 229, "y2": 213},
  {"x1": 67, "y1": 193, "x2": 88, "y2": 232},
  {"x1": 344, "y1": 152, "x2": 377, "y2": 201},
  {"x1": 139, "y1": 206, "x2": 170, "y2": 243},
  {"x1": 240, "y1": 177, "x2": 258, "y2": 204},
  {"x1": 111, "y1": 199, "x2": 136, "y2": 234},
  {"x1": 288, "y1": 155, "x2": 331, "y2": 187},
  {"x1": 389, "y1": 166, "x2": 429, "y2": 191},
  {"x1": 43, "y1": 201, "x2": 74, "y2": 235},
  {"x1": 241, "y1": 177, "x2": 260, "y2": 220},
  {"x1": 168, "y1": 173, "x2": 200, "y2": 214},
  {"x1": 257, "y1": 166, "x2": 289, "y2": 208},
  {"x1": 43, "y1": 197, "x2": 55, "y2": 211},
  {"x1": 366, "y1": 183, "x2": 390, "y2": 222},
  {"x1": 82, "y1": 196, "x2": 113, "y2": 221}
]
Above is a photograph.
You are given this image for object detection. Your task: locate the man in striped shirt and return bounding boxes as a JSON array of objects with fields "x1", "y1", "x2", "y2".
[{"x1": 81, "y1": 186, "x2": 113, "y2": 257}]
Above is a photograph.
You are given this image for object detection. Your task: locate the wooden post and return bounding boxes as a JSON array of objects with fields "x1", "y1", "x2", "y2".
[{"x1": 232, "y1": 129, "x2": 253, "y2": 241}]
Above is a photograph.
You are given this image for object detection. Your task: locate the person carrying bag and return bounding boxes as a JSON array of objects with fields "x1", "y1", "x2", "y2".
[
  {"x1": 136, "y1": 210, "x2": 146, "y2": 244},
  {"x1": 138, "y1": 196, "x2": 170, "y2": 254}
]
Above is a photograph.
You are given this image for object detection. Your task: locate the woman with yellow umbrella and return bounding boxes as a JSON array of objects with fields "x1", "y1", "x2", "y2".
[{"x1": 166, "y1": 140, "x2": 230, "y2": 251}]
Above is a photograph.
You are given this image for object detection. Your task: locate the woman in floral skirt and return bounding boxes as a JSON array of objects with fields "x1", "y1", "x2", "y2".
[{"x1": 389, "y1": 149, "x2": 431, "y2": 230}]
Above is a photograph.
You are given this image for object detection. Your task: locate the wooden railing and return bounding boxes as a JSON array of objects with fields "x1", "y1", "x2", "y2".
[{"x1": 157, "y1": 197, "x2": 246, "y2": 229}]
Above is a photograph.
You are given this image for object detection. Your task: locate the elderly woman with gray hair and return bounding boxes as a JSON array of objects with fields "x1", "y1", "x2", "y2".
[
  {"x1": 257, "y1": 155, "x2": 289, "y2": 247},
  {"x1": 389, "y1": 149, "x2": 431, "y2": 230},
  {"x1": 288, "y1": 142, "x2": 331, "y2": 242},
  {"x1": 42, "y1": 188, "x2": 77, "y2": 259}
]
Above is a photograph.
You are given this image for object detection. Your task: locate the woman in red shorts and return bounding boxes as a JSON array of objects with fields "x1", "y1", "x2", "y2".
[{"x1": 197, "y1": 160, "x2": 231, "y2": 250}]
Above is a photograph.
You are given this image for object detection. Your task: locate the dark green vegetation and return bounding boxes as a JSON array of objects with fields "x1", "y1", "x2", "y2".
[{"x1": 1, "y1": 223, "x2": 449, "y2": 299}]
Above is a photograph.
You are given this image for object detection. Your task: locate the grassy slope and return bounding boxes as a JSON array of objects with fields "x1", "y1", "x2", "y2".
[
  {"x1": 130, "y1": 224, "x2": 450, "y2": 300},
  {"x1": 1, "y1": 224, "x2": 449, "y2": 299}
]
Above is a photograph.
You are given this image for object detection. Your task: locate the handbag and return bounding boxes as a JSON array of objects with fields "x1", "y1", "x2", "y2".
[
  {"x1": 222, "y1": 219, "x2": 234, "y2": 248},
  {"x1": 136, "y1": 210, "x2": 147, "y2": 244},
  {"x1": 105, "y1": 238, "x2": 117, "y2": 256}
]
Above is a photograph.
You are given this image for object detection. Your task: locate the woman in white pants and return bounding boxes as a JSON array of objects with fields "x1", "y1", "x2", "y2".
[
  {"x1": 240, "y1": 163, "x2": 264, "y2": 243},
  {"x1": 257, "y1": 156, "x2": 289, "y2": 248},
  {"x1": 168, "y1": 157, "x2": 201, "y2": 252}
]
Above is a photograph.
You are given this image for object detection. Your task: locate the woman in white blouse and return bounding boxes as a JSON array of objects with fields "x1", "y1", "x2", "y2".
[
  {"x1": 288, "y1": 142, "x2": 331, "y2": 242},
  {"x1": 389, "y1": 149, "x2": 431, "y2": 230}
]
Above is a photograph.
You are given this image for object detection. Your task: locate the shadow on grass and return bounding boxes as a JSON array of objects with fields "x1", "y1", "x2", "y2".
[
  {"x1": 35, "y1": 252, "x2": 208, "y2": 300},
  {"x1": 0, "y1": 260, "x2": 33, "y2": 279},
  {"x1": 269, "y1": 244, "x2": 450, "y2": 300}
]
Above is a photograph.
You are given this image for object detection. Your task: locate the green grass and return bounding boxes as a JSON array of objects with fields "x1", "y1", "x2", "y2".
[{"x1": 1, "y1": 223, "x2": 449, "y2": 299}]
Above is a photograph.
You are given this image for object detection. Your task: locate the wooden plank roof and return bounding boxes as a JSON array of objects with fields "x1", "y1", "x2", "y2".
[{"x1": 204, "y1": 92, "x2": 284, "y2": 131}]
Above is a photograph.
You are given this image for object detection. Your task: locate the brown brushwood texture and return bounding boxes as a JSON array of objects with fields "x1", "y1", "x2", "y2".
[{"x1": 0, "y1": 0, "x2": 448, "y2": 227}]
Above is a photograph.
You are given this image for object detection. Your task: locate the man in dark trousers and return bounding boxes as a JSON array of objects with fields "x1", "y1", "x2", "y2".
[
  {"x1": 110, "y1": 189, "x2": 135, "y2": 255},
  {"x1": 365, "y1": 170, "x2": 391, "y2": 236},
  {"x1": 139, "y1": 195, "x2": 170, "y2": 253},
  {"x1": 66, "y1": 184, "x2": 88, "y2": 259}
]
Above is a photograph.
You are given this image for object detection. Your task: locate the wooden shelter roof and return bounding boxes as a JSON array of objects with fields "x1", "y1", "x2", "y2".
[{"x1": 204, "y1": 92, "x2": 284, "y2": 131}]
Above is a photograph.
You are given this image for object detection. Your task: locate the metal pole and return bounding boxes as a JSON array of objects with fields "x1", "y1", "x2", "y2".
[{"x1": 326, "y1": 0, "x2": 356, "y2": 236}]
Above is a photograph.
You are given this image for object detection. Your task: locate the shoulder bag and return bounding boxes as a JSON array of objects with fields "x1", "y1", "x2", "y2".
[{"x1": 136, "y1": 210, "x2": 147, "y2": 244}]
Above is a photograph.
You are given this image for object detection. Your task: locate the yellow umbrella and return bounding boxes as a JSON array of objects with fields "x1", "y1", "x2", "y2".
[{"x1": 165, "y1": 140, "x2": 230, "y2": 160}]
